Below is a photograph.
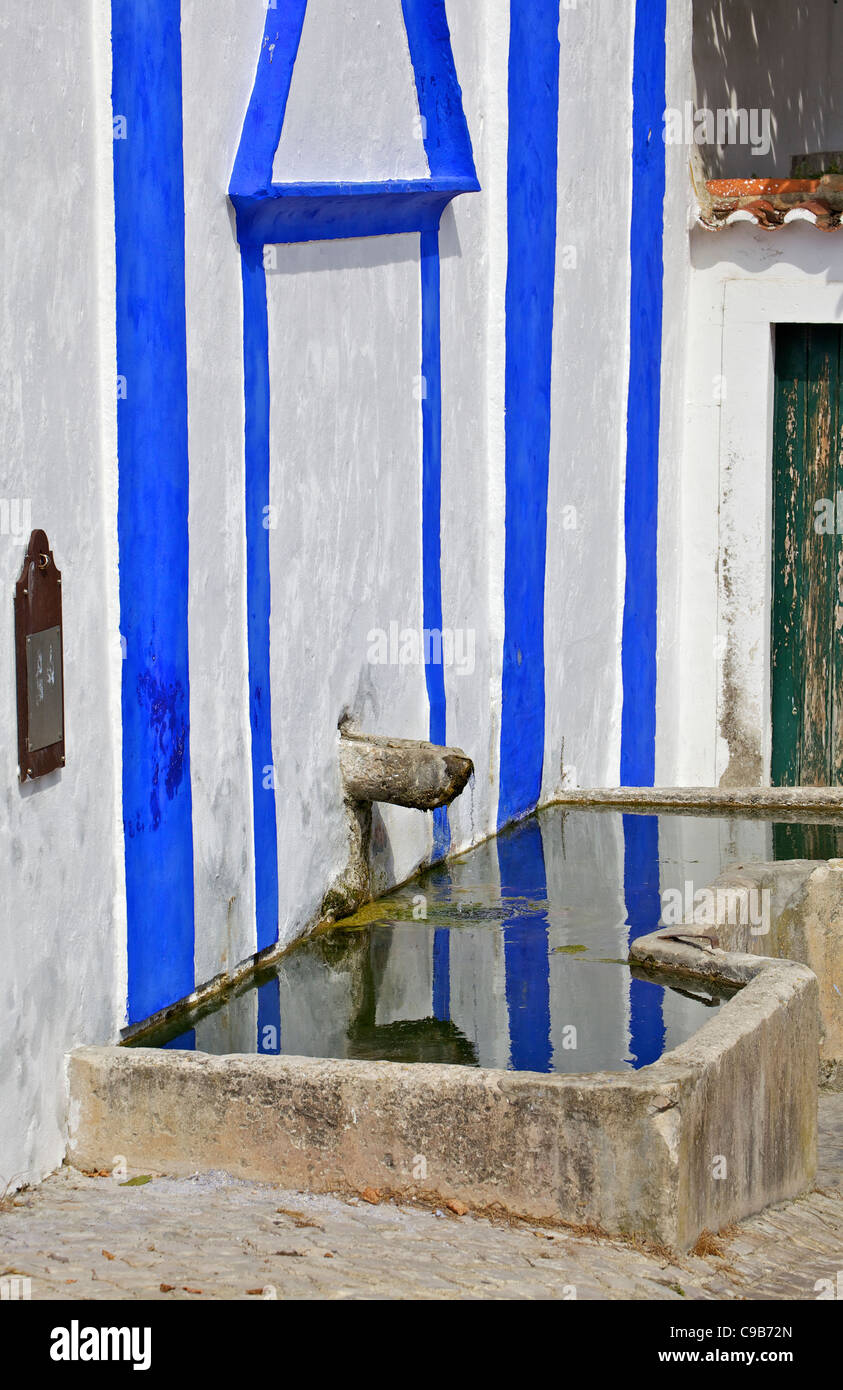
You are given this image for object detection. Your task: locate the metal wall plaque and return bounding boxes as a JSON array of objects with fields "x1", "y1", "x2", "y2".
[
  {"x1": 15, "y1": 529, "x2": 65, "y2": 780},
  {"x1": 26, "y1": 626, "x2": 63, "y2": 751}
]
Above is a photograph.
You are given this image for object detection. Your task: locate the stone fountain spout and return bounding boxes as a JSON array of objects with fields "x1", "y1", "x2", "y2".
[{"x1": 321, "y1": 726, "x2": 474, "y2": 921}]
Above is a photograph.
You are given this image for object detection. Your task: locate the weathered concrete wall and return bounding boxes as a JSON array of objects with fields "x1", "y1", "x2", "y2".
[
  {"x1": 67, "y1": 936, "x2": 817, "y2": 1249},
  {"x1": 66, "y1": 1045, "x2": 680, "y2": 1240},
  {"x1": 630, "y1": 935, "x2": 818, "y2": 1246},
  {"x1": 703, "y1": 859, "x2": 843, "y2": 1086}
]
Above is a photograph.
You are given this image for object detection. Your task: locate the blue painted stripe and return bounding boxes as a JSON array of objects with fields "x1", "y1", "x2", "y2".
[
  {"x1": 230, "y1": 0, "x2": 308, "y2": 195},
  {"x1": 498, "y1": 822, "x2": 552, "y2": 1073},
  {"x1": 432, "y1": 928, "x2": 450, "y2": 1021},
  {"x1": 401, "y1": 0, "x2": 478, "y2": 180},
  {"x1": 420, "y1": 229, "x2": 450, "y2": 860},
  {"x1": 498, "y1": 1, "x2": 560, "y2": 829},
  {"x1": 113, "y1": 0, "x2": 195, "y2": 1024},
  {"x1": 231, "y1": 4, "x2": 478, "y2": 247},
  {"x1": 620, "y1": 0, "x2": 666, "y2": 787},
  {"x1": 241, "y1": 246, "x2": 279, "y2": 952},
  {"x1": 622, "y1": 814, "x2": 664, "y2": 1067}
]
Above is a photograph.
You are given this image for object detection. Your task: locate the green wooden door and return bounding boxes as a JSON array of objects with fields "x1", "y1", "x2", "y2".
[{"x1": 771, "y1": 323, "x2": 843, "y2": 786}]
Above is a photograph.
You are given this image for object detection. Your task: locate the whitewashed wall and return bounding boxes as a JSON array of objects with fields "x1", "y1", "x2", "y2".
[
  {"x1": 273, "y1": 0, "x2": 430, "y2": 183},
  {"x1": 440, "y1": 0, "x2": 508, "y2": 848},
  {"x1": 677, "y1": 223, "x2": 843, "y2": 785},
  {"x1": 266, "y1": 234, "x2": 430, "y2": 941},
  {"x1": 654, "y1": 0, "x2": 695, "y2": 786},
  {"x1": 0, "y1": 0, "x2": 124, "y2": 1187},
  {"x1": 542, "y1": 0, "x2": 636, "y2": 797},
  {"x1": 664, "y1": 0, "x2": 843, "y2": 786},
  {"x1": 182, "y1": 0, "x2": 267, "y2": 989},
  {"x1": 8, "y1": 0, "x2": 813, "y2": 1185}
]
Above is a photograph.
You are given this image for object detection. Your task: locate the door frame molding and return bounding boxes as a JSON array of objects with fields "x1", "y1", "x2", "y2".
[{"x1": 719, "y1": 279, "x2": 843, "y2": 786}]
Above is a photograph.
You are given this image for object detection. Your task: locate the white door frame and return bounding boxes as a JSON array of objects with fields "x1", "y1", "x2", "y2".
[{"x1": 718, "y1": 278, "x2": 843, "y2": 784}]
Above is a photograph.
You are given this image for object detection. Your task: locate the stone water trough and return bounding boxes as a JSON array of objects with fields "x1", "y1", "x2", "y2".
[{"x1": 66, "y1": 839, "x2": 839, "y2": 1251}]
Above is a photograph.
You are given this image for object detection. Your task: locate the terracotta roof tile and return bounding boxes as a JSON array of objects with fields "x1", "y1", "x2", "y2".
[{"x1": 699, "y1": 176, "x2": 843, "y2": 231}]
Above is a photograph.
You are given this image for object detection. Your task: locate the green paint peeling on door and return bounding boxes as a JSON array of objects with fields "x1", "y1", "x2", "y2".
[{"x1": 772, "y1": 323, "x2": 843, "y2": 786}]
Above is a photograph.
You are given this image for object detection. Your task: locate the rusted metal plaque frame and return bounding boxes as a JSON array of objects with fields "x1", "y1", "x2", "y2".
[{"x1": 15, "y1": 529, "x2": 65, "y2": 780}]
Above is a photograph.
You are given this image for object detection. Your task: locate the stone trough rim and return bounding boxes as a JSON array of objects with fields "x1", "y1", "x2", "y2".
[
  {"x1": 66, "y1": 932, "x2": 819, "y2": 1250},
  {"x1": 85, "y1": 928, "x2": 817, "y2": 1088},
  {"x1": 78, "y1": 946, "x2": 810, "y2": 1088}
]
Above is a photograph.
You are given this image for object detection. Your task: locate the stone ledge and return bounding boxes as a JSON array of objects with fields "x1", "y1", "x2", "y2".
[
  {"x1": 630, "y1": 934, "x2": 818, "y2": 1245},
  {"x1": 548, "y1": 786, "x2": 843, "y2": 817},
  {"x1": 688, "y1": 860, "x2": 843, "y2": 1087}
]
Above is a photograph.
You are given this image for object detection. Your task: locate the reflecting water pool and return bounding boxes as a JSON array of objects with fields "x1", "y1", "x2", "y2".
[{"x1": 131, "y1": 807, "x2": 843, "y2": 1073}]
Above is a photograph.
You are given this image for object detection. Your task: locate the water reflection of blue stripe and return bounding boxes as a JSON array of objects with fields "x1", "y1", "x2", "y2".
[
  {"x1": 257, "y1": 976, "x2": 281, "y2": 1054},
  {"x1": 498, "y1": 821, "x2": 551, "y2": 1072},
  {"x1": 623, "y1": 814, "x2": 664, "y2": 1068},
  {"x1": 432, "y1": 928, "x2": 450, "y2": 1021}
]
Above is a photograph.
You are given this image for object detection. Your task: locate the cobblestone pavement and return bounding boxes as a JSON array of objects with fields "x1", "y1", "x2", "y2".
[{"x1": 2, "y1": 1094, "x2": 841, "y2": 1301}]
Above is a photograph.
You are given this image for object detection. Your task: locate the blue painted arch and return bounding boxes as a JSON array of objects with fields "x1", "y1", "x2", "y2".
[
  {"x1": 231, "y1": 0, "x2": 479, "y2": 951},
  {"x1": 230, "y1": 0, "x2": 479, "y2": 246}
]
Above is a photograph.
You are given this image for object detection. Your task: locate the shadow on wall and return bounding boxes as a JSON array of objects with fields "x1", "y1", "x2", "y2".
[
  {"x1": 692, "y1": 0, "x2": 843, "y2": 179},
  {"x1": 251, "y1": 214, "x2": 465, "y2": 278},
  {"x1": 690, "y1": 218, "x2": 843, "y2": 287},
  {"x1": 261, "y1": 233, "x2": 421, "y2": 278}
]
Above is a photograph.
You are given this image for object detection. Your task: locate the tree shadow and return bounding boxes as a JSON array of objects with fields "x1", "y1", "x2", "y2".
[{"x1": 693, "y1": 0, "x2": 842, "y2": 179}]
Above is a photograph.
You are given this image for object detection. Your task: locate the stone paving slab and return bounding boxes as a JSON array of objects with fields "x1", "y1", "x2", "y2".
[{"x1": 1, "y1": 1094, "x2": 841, "y2": 1302}]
